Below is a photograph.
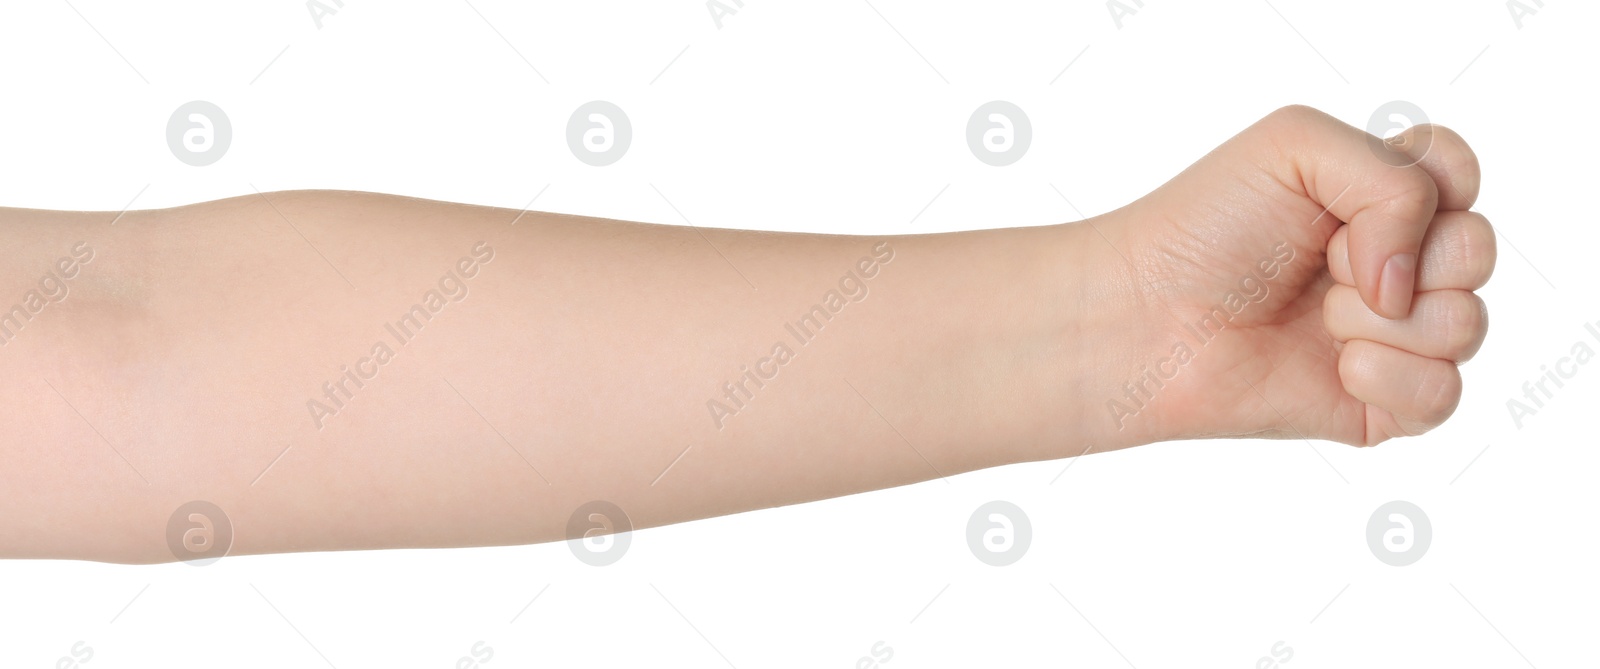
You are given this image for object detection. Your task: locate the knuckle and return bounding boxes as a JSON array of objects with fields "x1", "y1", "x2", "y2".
[
  {"x1": 1270, "y1": 104, "x2": 1320, "y2": 122},
  {"x1": 1463, "y1": 212, "x2": 1498, "y2": 285},
  {"x1": 1439, "y1": 291, "x2": 1488, "y2": 361},
  {"x1": 1432, "y1": 124, "x2": 1481, "y2": 171},
  {"x1": 1259, "y1": 104, "x2": 1331, "y2": 143},
  {"x1": 1383, "y1": 167, "x2": 1441, "y2": 218},
  {"x1": 1414, "y1": 360, "x2": 1464, "y2": 427}
]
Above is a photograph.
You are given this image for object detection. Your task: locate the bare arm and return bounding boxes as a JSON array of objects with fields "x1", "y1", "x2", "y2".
[
  {"x1": 1, "y1": 189, "x2": 1117, "y2": 562},
  {"x1": 1, "y1": 107, "x2": 1494, "y2": 564}
]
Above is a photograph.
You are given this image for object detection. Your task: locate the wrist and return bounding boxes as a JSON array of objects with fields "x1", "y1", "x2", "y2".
[
  {"x1": 1015, "y1": 211, "x2": 1174, "y2": 462},
  {"x1": 920, "y1": 215, "x2": 1159, "y2": 469}
]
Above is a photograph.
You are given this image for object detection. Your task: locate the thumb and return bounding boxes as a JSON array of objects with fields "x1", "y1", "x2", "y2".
[{"x1": 1262, "y1": 106, "x2": 1440, "y2": 319}]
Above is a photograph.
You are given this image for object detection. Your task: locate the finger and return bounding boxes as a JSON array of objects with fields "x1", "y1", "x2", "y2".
[
  {"x1": 1260, "y1": 105, "x2": 1439, "y2": 320},
  {"x1": 1324, "y1": 285, "x2": 1488, "y2": 362},
  {"x1": 1327, "y1": 210, "x2": 1496, "y2": 291},
  {"x1": 1386, "y1": 123, "x2": 1481, "y2": 211},
  {"x1": 1338, "y1": 339, "x2": 1463, "y2": 443}
]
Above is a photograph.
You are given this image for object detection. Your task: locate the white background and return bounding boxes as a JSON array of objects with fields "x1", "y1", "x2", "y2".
[{"x1": 2, "y1": 1, "x2": 1595, "y2": 667}]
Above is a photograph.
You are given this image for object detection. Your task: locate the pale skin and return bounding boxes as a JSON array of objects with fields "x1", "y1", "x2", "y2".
[{"x1": 0, "y1": 106, "x2": 1494, "y2": 564}]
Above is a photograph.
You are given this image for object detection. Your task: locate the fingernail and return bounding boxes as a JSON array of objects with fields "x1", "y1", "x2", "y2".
[{"x1": 1380, "y1": 253, "x2": 1417, "y2": 318}]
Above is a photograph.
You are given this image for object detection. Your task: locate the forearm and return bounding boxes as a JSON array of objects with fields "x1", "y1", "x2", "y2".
[{"x1": 1, "y1": 190, "x2": 1133, "y2": 563}]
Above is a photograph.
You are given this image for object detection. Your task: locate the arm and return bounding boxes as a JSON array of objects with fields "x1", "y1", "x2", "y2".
[
  {"x1": 1, "y1": 190, "x2": 1117, "y2": 563},
  {"x1": 0, "y1": 106, "x2": 1493, "y2": 563}
]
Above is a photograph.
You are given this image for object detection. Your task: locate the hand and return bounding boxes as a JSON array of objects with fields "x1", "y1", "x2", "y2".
[{"x1": 1090, "y1": 105, "x2": 1494, "y2": 447}]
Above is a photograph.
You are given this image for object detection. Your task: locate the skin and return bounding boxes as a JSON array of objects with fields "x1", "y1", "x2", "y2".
[{"x1": 0, "y1": 106, "x2": 1494, "y2": 564}]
